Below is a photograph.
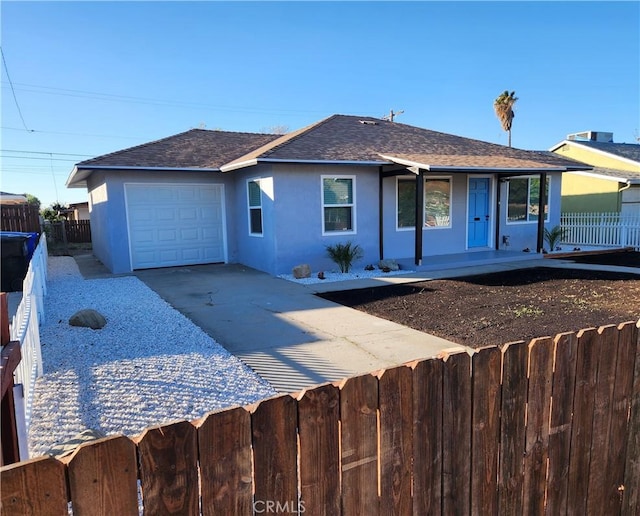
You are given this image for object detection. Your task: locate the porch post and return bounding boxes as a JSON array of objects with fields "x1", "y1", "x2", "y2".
[
  {"x1": 536, "y1": 172, "x2": 547, "y2": 253},
  {"x1": 378, "y1": 167, "x2": 384, "y2": 260},
  {"x1": 415, "y1": 169, "x2": 424, "y2": 265},
  {"x1": 495, "y1": 175, "x2": 502, "y2": 250}
]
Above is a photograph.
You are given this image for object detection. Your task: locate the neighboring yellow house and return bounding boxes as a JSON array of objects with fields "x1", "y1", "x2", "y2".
[{"x1": 550, "y1": 131, "x2": 640, "y2": 215}]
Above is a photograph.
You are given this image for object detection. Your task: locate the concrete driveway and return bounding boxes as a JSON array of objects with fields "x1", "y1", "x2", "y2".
[{"x1": 133, "y1": 263, "x2": 465, "y2": 393}]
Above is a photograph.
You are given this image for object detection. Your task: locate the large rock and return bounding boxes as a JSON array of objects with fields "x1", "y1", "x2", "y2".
[
  {"x1": 378, "y1": 259, "x2": 399, "y2": 271},
  {"x1": 69, "y1": 309, "x2": 107, "y2": 330},
  {"x1": 292, "y1": 264, "x2": 311, "y2": 279}
]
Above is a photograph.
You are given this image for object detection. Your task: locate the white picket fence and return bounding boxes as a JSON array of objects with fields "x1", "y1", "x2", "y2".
[
  {"x1": 560, "y1": 212, "x2": 640, "y2": 251},
  {"x1": 9, "y1": 233, "x2": 48, "y2": 460}
]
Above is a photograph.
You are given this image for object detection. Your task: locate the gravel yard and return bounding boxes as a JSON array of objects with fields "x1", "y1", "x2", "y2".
[{"x1": 29, "y1": 257, "x2": 276, "y2": 457}]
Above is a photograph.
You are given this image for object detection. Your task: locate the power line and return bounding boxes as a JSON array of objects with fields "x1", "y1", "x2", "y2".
[
  {"x1": 1, "y1": 125, "x2": 144, "y2": 140},
  {"x1": 0, "y1": 47, "x2": 33, "y2": 132},
  {"x1": 1, "y1": 149, "x2": 94, "y2": 157},
  {"x1": 0, "y1": 155, "x2": 80, "y2": 162},
  {"x1": 3, "y1": 80, "x2": 330, "y2": 116}
]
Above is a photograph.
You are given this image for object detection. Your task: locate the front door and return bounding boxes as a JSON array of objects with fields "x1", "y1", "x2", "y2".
[{"x1": 468, "y1": 178, "x2": 490, "y2": 248}]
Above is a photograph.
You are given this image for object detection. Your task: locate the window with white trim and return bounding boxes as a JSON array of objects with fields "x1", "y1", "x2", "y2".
[
  {"x1": 322, "y1": 176, "x2": 355, "y2": 233},
  {"x1": 247, "y1": 179, "x2": 263, "y2": 235},
  {"x1": 507, "y1": 176, "x2": 550, "y2": 223},
  {"x1": 396, "y1": 176, "x2": 452, "y2": 229}
]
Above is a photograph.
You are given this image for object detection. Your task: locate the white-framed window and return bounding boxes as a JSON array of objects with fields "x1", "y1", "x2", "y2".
[
  {"x1": 507, "y1": 176, "x2": 550, "y2": 223},
  {"x1": 247, "y1": 179, "x2": 263, "y2": 235},
  {"x1": 396, "y1": 176, "x2": 452, "y2": 229},
  {"x1": 322, "y1": 176, "x2": 356, "y2": 234}
]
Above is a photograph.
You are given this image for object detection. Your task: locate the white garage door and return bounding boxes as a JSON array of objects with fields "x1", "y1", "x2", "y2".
[{"x1": 125, "y1": 183, "x2": 226, "y2": 270}]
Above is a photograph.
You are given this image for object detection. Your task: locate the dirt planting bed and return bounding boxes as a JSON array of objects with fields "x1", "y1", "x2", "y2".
[{"x1": 320, "y1": 264, "x2": 640, "y2": 349}]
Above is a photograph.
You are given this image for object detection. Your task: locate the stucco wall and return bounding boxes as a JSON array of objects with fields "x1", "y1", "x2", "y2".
[
  {"x1": 381, "y1": 173, "x2": 472, "y2": 261},
  {"x1": 561, "y1": 173, "x2": 620, "y2": 213},
  {"x1": 87, "y1": 170, "x2": 233, "y2": 274},
  {"x1": 277, "y1": 164, "x2": 380, "y2": 274}
]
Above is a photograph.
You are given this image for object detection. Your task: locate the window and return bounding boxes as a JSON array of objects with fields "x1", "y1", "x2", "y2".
[
  {"x1": 397, "y1": 178, "x2": 416, "y2": 228},
  {"x1": 396, "y1": 177, "x2": 451, "y2": 229},
  {"x1": 424, "y1": 178, "x2": 451, "y2": 227},
  {"x1": 507, "y1": 176, "x2": 550, "y2": 223},
  {"x1": 323, "y1": 176, "x2": 355, "y2": 233},
  {"x1": 247, "y1": 179, "x2": 262, "y2": 235}
]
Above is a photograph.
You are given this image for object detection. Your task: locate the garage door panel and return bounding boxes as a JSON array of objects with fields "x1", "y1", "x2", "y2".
[{"x1": 126, "y1": 184, "x2": 226, "y2": 269}]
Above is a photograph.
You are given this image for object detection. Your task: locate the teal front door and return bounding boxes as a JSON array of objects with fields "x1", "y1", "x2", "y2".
[{"x1": 468, "y1": 178, "x2": 490, "y2": 248}]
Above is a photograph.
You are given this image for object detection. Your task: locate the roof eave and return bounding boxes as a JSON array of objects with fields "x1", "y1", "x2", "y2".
[
  {"x1": 379, "y1": 154, "x2": 580, "y2": 173},
  {"x1": 67, "y1": 164, "x2": 221, "y2": 188},
  {"x1": 220, "y1": 157, "x2": 390, "y2": 172}
]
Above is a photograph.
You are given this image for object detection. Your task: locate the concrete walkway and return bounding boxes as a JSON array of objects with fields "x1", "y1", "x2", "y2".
[
  {"x1": 133, "y1": 264, "x2": 465, "y2": 393},
  {"x1": 74, "y1": 254, "x2": 639, "y2": 393}
]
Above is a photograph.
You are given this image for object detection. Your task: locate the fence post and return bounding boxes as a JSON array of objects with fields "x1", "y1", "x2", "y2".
[{"x1": 1, "y1": 294, "x2": 22, "y2": 466}]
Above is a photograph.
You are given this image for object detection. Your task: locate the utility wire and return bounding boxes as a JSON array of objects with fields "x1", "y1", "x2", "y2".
[
  {"x1": 1, "y1": 125, "x2": 144, "y2": 140},
  {"x1": 1, "y1": 149, "x2": 94, "y2": 157},
  {"x1": 0, "y1": 47, "x2": 32, "y2": 132},
  {"x1": 0, "y1": 155, "x2": 80, "y2": 162},
  {"x1": 3, "y1": 80, "x2": 330, "y2": 116}
]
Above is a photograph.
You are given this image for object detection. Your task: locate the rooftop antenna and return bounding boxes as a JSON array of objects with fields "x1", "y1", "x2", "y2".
[{"x1": 382, "y1": 109, "x2": 404, "y2": 122}]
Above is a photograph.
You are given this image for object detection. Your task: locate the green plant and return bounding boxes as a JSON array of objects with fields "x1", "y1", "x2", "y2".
[
  {"x1": 544, "y1": 225, "x2": 567, "y2": 251},
  {"x1": 326, "y1": 241, "x2": 363, "y2": 273}
]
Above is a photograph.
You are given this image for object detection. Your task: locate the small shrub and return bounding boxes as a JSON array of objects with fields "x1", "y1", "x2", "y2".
[
  {"x1": 544, "y1": 225, "x2": 567, "y2": 251},
  {"x1": 326, "y1": 241, "x2": 363, "y2": 273}
]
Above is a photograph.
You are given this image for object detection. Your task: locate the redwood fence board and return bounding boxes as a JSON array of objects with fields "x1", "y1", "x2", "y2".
[
  {"x1": 198, "y1": 406, "x2": 253, "y2": 516},
  {"x1": 471, "y1": 346, "x2": 501, "y2": 516},
  {"x1": 340, "y1": 373, "x2": 379, "y2": 515},
  {"x1": 623, "y1": 322, "x2": 640, "y2": 515},
  {"x1": 587, "y1": 325, "x2": 620, "y2": 515},
  {"x1": 252, "y1": 395, "x2": 298, "y2": 513},
  {"x1": 522, "y1": 337, "x2": 554, "y2": 516},
  {"x1": 412, "y1": 357, "x2": 443, "y2": 516},
  {"x1": 498, "y1": 341, "x2": 528, "y2": 514},
  {"x1": 297, "y1": 384, "x2": 340, "y2": 516},
  {"x1": 378, "y1": 365, "x2": 413, "y2": 515},
  {"x1": 605, "y1": 322, "x2": 638, "y2": 515},
  {"x1": 0, "y1": 456, "x2": 68, "y2": 515},
  {"x1": 1, "y1": 323, "x2": 639, "y2": 515},
  {"x1": 547, "y1": 332, "x2": 579, "y2": 515},
  {"x1": 66, "y1": 435, "x2": 138, "y2": 516},
  {"x1": 136, "y1": 421, "x2": 199, "y2": 515},
  {"x1": 567, "y1": 328, "x2": 600, "y2": 516},
  {"x1": 442, "y1": 351, "x2": 472, "y2": 515}
]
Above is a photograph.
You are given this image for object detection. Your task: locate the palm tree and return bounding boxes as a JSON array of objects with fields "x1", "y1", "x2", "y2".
[{"x1": 494, "y1": 90, "x2": 518, "y2": 147}]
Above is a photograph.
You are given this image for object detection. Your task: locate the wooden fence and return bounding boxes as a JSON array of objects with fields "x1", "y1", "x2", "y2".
[
  {"x1": 561, "y1": 212, "x2": 640, "y2": 250},
  {"x1": 1, "y1": 322, "x2": 639, "y2": 515},
  {"x1": 0, "y1": 204, "x2": 41, "y2": 233},
  {"x1": 47, "y1": 220, "x2": 92, "y2": 244}
]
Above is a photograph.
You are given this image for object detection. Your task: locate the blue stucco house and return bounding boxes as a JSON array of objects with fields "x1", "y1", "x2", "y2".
[{"x1": 66, "y1": 115, "x2": 589, "y2": 275}]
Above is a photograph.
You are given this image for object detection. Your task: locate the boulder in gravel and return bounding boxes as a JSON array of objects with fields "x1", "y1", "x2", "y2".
[
  {"x1": 292, "y1": 264, "x2": 311, "y2": 279},
  {"x1": 69, "y1": 309, "x2": 107, "y2": 330},
  {"x1": 378, "y1": 259, "x2": 399, "y2": 271}
]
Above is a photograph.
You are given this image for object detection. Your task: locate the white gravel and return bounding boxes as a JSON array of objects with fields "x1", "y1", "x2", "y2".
[
  {"x1": 28, "y1": 257, "x2": 276, "y2": 457},
  {"x1": 278, "y1": 267, "x2": 415, "y2": 285}
]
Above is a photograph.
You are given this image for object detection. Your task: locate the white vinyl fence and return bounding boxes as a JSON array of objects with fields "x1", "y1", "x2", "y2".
[
  {"x1": 560, "y1": 212, "x2": 640, "y2": 251},
  {"x1": 9, "y1": 233, "x2": 48, "y2": 460}
]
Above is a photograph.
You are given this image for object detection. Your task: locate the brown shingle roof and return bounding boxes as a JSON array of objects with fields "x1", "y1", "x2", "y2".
[
  {"x1": 222, "y1": 114, "x2": 588, "y2": 171},
  {"x1": 76, "y1": 129, "x2": 280, "y2": 169},
  {"x1": 70, "y1": 115, "x2": 590, "y2": 188}
]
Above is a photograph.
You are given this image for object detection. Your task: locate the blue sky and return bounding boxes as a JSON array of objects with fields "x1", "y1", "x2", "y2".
[{"x1": 1, "y1": 1, "x2": 638, "y2": 207}]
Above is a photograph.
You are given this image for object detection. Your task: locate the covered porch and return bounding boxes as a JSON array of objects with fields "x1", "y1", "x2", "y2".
[{"x1": 395, "y1": 249, "x2": 544, "y2": 273}]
